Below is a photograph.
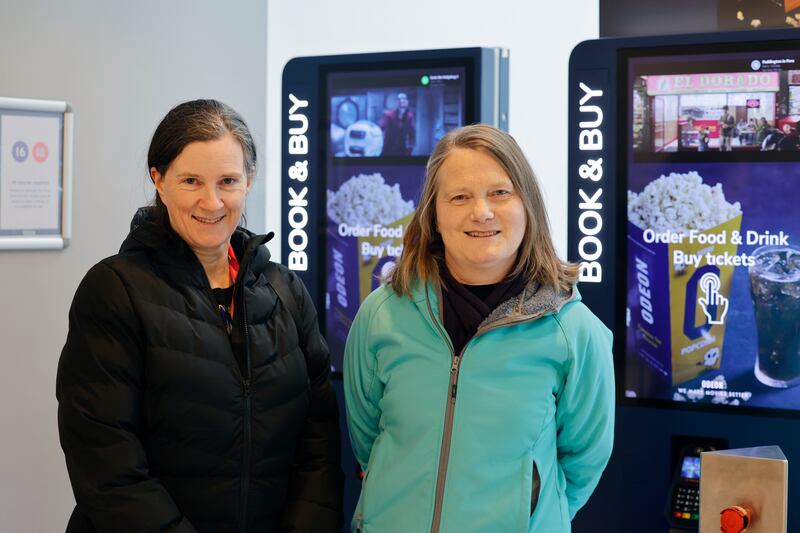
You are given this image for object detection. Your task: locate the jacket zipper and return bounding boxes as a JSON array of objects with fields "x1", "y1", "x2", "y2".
[
  {"x1": 238, "y1": 374, "x2": 252, "y2": 533},
  {"x1": 426, "y1": 286, "x2": 554, "y2": 533},
  {"x1": 237, "y1": 256, "x2": 253, "y2": 533},
  {"x1": 425, "y1": 288, "x2": 461, "y2": 533},
  {"x1": 191, "y1": 236, "x2": 263, "y2": 533}
]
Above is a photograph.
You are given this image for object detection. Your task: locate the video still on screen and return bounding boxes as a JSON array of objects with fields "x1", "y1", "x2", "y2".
[
  {"x1": 632, "y1": 50, "x2": 800, "y2": 154},
  {"x1": 328, "y1": 67, "x2": 466, "y2": 158}
]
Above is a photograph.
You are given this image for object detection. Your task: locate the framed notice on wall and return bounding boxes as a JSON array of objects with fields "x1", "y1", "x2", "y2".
[{"x1": 0, "y1": 97, "x2": 73, "y2": 250}]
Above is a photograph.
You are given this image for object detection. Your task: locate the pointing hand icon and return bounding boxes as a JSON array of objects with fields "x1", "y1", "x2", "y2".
[{"x1": 698, "y1": 272, "x2": 728, "y2": 325}]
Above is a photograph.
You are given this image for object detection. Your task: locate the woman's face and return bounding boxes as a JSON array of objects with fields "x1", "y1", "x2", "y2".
[
  {"x1": 435, "y1": 147, "x2": 526, "y2": 284},
  {"x1": 151, "y1": 132, "x2": 251, "y2": 256}
]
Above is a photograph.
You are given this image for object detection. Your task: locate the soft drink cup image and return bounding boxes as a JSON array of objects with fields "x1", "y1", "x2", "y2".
[{"x1": 749, "y1": 244, "x2": 800, "y2": 388}]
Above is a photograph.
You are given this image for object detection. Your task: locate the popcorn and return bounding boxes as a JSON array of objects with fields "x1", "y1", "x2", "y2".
[
  {"x1": 327, "y1": 173, "x2": 414, "y2": 226},
  {"x1": 628, "y1": 171, "x2": 741, "y2": 233}
]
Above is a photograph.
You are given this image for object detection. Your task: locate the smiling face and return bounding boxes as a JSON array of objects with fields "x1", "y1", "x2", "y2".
[
  {"x1": 151, "y1": 132, "x2": 250, "y2": 258},
  {"x1": 435, "y1": 147, "x2": 526, "y2": 284}
]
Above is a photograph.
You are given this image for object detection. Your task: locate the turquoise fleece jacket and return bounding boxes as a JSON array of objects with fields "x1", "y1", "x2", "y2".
[{"x1": 344, "y1": 281, "x2": 614, "y2": 533}]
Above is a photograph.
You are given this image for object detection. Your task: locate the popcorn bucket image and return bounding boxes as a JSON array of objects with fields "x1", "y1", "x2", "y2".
[
  {"x1": 325, "y1": 171, "x2": 416, "y2": 357},
  {"x1": 627, "y1": 214, "x2": 742, "y2": 386},
  {"x1": 358, "y1": 212, "x2": 412, "y2": 300},
  {"x1": 326, "y1": 228, "x2": 360, "y2": 354}
]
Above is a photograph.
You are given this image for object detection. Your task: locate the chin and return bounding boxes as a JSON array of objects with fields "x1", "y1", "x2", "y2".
[
  {"x1": 469, "y1": 253, "x2": 508, "y2": 266},
  {"x1": 189, "y1": 231, "x2": 232, "y2": 250},
  {"x1": 471, "y1": 255, "x2": 516, "y2": 272}
]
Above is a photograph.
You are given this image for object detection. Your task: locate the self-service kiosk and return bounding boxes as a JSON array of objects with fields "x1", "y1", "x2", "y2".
[{"x1": 568, "y1": 29, "x2": 799, "y2": 531}]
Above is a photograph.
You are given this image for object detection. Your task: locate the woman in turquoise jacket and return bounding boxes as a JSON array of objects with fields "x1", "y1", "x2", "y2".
[{"x1": 344, "y1": 124, "x2": 614, "y2": 533}]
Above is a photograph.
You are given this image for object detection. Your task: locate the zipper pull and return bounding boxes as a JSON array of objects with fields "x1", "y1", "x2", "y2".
[
  {"x1": 243, "y1": 379, "x2": 251, "y2": 397},
  {"x1": 450, "y1": 356, "x2": 459, "y2": 399}
]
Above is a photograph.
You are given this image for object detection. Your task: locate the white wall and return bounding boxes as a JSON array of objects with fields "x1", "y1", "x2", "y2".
[
  {"x1": 0, "y1": 2, "x2": 266, "y2": 531},
  {"x1": 266, "y1": 0, "x2": 600, "y2": 259}
]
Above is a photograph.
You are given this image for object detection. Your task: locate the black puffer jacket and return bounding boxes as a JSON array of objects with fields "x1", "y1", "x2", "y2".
[{"x1": 57, "y1": 209, "x2": 343, "y2": 533}]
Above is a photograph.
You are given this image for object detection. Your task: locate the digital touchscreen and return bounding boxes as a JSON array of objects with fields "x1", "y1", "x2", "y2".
[
  {"x1": 680, "y1": 456, "x2": 701, "y2": 481},
  {"x1": 624, "y1": 44, "x2": 800, "y2": 412},
  {"x1": 324, "y1": 66, "x2": 468, "y2": 369}
]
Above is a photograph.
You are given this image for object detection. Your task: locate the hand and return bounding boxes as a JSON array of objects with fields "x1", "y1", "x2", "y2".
[{"x1": 698, "y1": 272, "x2": 728, "y2": 325}]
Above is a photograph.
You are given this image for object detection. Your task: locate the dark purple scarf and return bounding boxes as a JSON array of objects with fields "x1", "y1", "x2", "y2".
[{"x1": 439, "y1": 265, "x2": 528, "y2": 356}]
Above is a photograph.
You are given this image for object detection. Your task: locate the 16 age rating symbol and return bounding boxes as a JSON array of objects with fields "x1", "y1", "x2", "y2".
[{"x1": 12, "y1": 141, "x2": 28, "y2": 162}]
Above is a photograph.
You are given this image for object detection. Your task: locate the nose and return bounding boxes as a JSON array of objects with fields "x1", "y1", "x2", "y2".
[
  {"x1": 199, "y1": 185, "x2": 224, "y2": 210},
  {"x1": 471, "y1": 197, "x2": 494, "y2": 223}
]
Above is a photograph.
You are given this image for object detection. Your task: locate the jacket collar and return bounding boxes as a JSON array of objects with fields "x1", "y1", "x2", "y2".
[
  {"x1": 411, "y1": 276, "x2": 580, "y2": 332},
  {"x1": 479, "y1": 281, "x2": 578, "y2": 330},
  {"x1": 121, "y1": 206, "x2": 274, "y2": 285}
]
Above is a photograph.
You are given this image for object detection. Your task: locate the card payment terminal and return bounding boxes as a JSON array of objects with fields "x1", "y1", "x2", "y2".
[{"x1": 668, "y1": 454, "x2": 701, "y2": 527}]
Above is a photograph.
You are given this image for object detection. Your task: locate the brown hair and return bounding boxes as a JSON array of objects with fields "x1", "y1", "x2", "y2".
[
  {"x1": 390, "y1": 124, "x2": 578, "y2": 296},
  {"x1": 147, "y1": 99, "x2": 256, "y2": 224}
]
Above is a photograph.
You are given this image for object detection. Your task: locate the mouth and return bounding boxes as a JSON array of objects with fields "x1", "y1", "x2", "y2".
[
  {"x1": 465, "y1": 230, "x2": 500, "y2": 237},
  {"x1": 193, "y1": 214, "x2": 226, "y2": 224}
]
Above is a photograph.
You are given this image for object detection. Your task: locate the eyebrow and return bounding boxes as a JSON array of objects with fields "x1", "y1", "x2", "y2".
[
  {"x1": 174, "y1": 171, "x2": 245, "y2": 179},
  {"x1": 439, "y1": 179, "x2": 514, "y2": 194}
]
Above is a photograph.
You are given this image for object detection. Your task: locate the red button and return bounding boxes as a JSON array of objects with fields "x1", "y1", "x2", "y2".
[{"x1": 720, "y1": 506, "x2": 751, "y2": 533}]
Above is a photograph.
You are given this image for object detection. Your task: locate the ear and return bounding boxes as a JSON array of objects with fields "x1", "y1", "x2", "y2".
[
  {"x1": 246, "y1": 178, "x2": 254, "y2": 194},
  {"x1": 150, "y1": 167, "x2": 165, "y2": 197}
]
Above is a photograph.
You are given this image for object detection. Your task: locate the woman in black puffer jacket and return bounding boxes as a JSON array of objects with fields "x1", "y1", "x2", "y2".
[{"x1": 57, "y1": 99, "x2": 343, "y2": 533}]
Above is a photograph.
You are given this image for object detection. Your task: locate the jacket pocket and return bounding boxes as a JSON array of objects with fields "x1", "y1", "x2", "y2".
[
  {"x1": 519, "y1": 451, "x2": 539, "y2": 532},
  {"x1": 530, "y1": 460, "x2": 541, "y2": 516}
]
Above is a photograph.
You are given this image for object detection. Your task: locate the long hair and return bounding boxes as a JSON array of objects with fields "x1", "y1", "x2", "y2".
[
  {"x1": 390, "y1": 124, "x2": 578, "y2": 296},
  {"x1": 147, "y1": 99, "x2": 256, "y2": 226}
]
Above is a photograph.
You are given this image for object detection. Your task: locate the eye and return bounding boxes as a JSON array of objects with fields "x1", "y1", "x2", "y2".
[
  {"x1": 492, "y1": 188, "x2": 511, "y2": 196},
  {"x1": 183, "y1": 177, "x2": 198, "y2": 185},
  {"x1": 451, "y1": 194, "x2": 467, "y2": 202},
  {"x1": 221, "y1": 177, "x2": 238, "y2": 186}
]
